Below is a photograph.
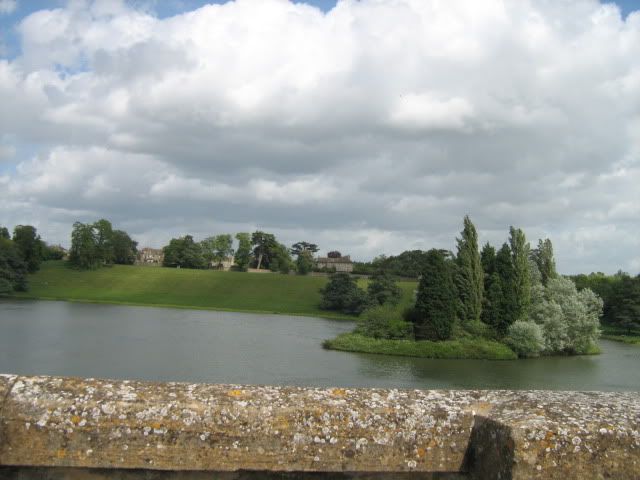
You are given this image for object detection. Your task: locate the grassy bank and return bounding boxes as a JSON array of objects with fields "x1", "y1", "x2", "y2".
[
  {"x1": 600, "y1": 325, "x2": 640, "y2": 345},
  {"x1": 323, "y1": 332, "x2": 517, "y2": 360},
  {"x1": 12, "y1": 261, "x2": 417, "y2": 320}
]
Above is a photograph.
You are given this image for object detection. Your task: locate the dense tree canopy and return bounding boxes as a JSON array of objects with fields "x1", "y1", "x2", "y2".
[
  {"x1": 12, "y1": 225, "x2": 43, "y2": 273},
  {"x1": 319, "y1": 272, "x2": 370, "y2": 315},
  {"x1": 572, "y1": 271, "x2": 640, "y2": 332},
  {"x1": 528, "y1": 277, "x2": 602, "y2": 355},
  {"x1": 251, "y1": 231, "x2": 278, "y2": 270},
  {"x1": 0, "y1": 236, "x2": 28, "y2": 294},
  {"x1": 69, "y1": 222, "x2": 101, "y2": 270},
  {"x1": 531, "y1": 238, "x2": 557, "y2": 286},
  {"x1": 509, "y1": 226, "x2": 531, "y2": 321},
  {"x1": 163, "y1": 235, "x2": 206, "y2": 269},
  {"x1": 111, "y1": 230, "x2": 138, "y2": 265},
  {"x1": 296, "y1": 250, "x2": 314, "y2": 275},
  {"x1": 69, "y1": 219, "x2": 136, "y2": 269},
  {"x1": 455, "y1": 216, "x2": 484, "y2": 324},
  {"x1": 201, "y1": 234, "x2": 234, "y2": 267},
  {"x1": 413, "y1": 249, "x2": 457, "y2": 341},
  {"x1": 234, "y1": 233, "x2": 252, "y2": 271},
  {"x1": 367, "y1": 270, "x2": 402, "y2": 306}
]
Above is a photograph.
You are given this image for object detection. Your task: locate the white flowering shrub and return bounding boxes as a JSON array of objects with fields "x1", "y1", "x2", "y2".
[{"x1": 505, "y1": 320, "x2": 544, "y2": 357}]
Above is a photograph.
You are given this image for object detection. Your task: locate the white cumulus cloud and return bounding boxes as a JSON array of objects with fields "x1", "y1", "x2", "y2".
[{"x1": 0, "y1": 0, "x2": 639, "y2": 272}]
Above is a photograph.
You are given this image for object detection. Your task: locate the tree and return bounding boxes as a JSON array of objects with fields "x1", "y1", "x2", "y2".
[
  {"x1": 291, "y1": 242, "x2": 319, "y2": 257},
  {"x1": 529, "y1": 277, "x2": 602, "y2": 355},
  {"x1": 296, "y1": 250, "x2": 314, "y2": 275},
  {"x1": 69, "y1": 222, "x2": 101, "y2": 270},
  {"x1": 0, "y1": 227, "x2": 9, "y2": 240},
  {"x1": 112, "y1": 230, "x2": 138, "y2": 265},
  {"x1": 93, "y1": 219, "x2": 115, "y2": 265},
  {"x1": 505, "y1": 320, "x2": 544, "y2": 358},
  {"x1": 531, "y1": 238, "x2": 557, "y2": 286},
  {"x1": 493, "y1": 243, "x2": 518, "y2": 336},
  {"x1": 609, "y1": 275, "x2": 640, "y2": 334},
  {"x1": 12, "y1": 225, "x2": 43, "y2": 273},
  {"x1": 162, "y1": 235, "x2": 206, "y2": 269},
  {"x1": 234, "y1": 233, "x2": 252, "y2": 271},
  {"x1": 455, "y1": 215, "x2": 484, "y2": 324},
  {"x1": 269, "y1": 243, "x2": 292, "y2": 274},
  {"x1": 509, "y1": 226, "x2": 531, "y2": 321},
  {"x1": 412, "y1": 249, "x2": 457, "y2": 341},
  {"x1": 201, "y1": 234, "x2": 234, "y2": 267},
  {"x1": 480, "y1": 243, "x2": 496, "y2": 278},
  {"x1": 0, "y1": 237, "x2": 28, "y2": 293},
  {"x1": 319, "y1": 272, "x2": 370, "y2": 315},
  {"x1": 367, "y1": 270, "x2": 402, "y2": 306},
  {"x1": 251, "y1": 231, "x2": 278, "y2": 270},
  {"x1": 327, "y1": 251, "x2": 342, "y2": 258}
]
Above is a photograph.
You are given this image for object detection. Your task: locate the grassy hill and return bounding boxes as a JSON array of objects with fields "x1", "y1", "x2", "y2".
[{"x1": 13, "y1": 261, "x2": 417, "y2": 319}]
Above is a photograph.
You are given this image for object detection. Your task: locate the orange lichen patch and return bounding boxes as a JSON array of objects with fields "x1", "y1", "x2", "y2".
[
  {"x1": 152, "y1": 422, "x2": 162, "y2": 430},
  {"x1": 416, "y1": 447, "x2": 426, "y2": 458},
  {"x1": 70, "y1": 415, "x2": 81, "y2": 425},
  {"x1": 545, "y1": 431, "x2": 555, "y2": 440},
  {"x1": 227, "y1": 389, "x2": 243, "y2": 397},
  {"x1": 331, "y1": 388, "x2": 346, "y2": 397},
  {"x1": 468, "y1": 402, "x2": 493, "y2": 416},
  {"x1": 55, "y1": 449, "x2": 66, "y2": 459}
]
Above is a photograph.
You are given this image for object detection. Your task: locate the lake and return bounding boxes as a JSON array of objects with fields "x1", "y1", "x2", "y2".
[{"x1": 0, "y1": 299, "x2": 638, "y2": 391}]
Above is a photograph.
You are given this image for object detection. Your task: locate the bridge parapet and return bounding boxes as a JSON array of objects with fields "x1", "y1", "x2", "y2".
[{"x1": 0, "y1": 374, "x2": 638, "y2": 479}]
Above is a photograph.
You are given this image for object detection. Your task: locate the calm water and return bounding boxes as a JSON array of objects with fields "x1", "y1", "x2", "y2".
[{"x1": 0, "y1": 299, "x2": 638, "y2": 391}]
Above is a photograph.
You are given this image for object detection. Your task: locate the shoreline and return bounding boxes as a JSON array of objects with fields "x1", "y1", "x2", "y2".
[{"x1": 3, "y1": 294, "x2": 356, "y2": 322}]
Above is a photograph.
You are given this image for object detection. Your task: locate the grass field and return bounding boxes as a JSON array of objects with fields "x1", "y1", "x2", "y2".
[
  {"x1": 323, "y1": 333, "x2": 517, "y2": 360},
  {"x1": 601, "y1": 325, "x2": 640, "y2": 345},
  {"x1": 13, "y1": 261, "x2": 417, "y2": 320}
]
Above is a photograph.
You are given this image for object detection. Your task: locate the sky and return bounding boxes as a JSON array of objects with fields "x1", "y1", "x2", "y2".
[{"x1": 0, "y1": 0, "x2": 639, "y2": 274}]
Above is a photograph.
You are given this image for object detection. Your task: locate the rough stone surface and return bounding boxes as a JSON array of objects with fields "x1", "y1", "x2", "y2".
[
  {"x1": 466, "y1": 390, "x2": 640, "y2": 479},
  {"x1": 0, "y1": 374, "x2": 638, "y2": 479}
]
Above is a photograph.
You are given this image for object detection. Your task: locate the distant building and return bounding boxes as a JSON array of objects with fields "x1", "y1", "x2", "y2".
[
  {"x1": 210, "y1": 256, "x2": 235, "y2": 271},
  {"x1": 315, "y1": 255, "x2": 354, "y2": 273},
  {"x1": 137, "y1": 247, "x2": 164, "y2": 266}
]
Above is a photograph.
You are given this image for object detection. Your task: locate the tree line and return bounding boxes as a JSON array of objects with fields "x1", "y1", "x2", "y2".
[
  {"x1": 160, "y1": 231, "x2": 324, "y2": 275},
  {"x1": 69, "y1": 220, "x2": 138, "y2": 269},
  {"x1": 0, "y1": 224, "x2": 64, "y2": 293},
  {"x1": 321, "y1": 216, "x2": 604, "y2": 357},
  {"x1": 572, "y1": 271, "x2": 640, "y2": 334}
]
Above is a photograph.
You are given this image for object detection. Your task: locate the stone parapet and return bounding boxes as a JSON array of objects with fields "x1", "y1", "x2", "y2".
[{"x1": 0, "y1": 374, "x2": 638, "y2": 479}]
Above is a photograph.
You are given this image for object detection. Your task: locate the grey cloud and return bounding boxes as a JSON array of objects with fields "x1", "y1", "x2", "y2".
[{"x1": 1, "y1": 0, "x2": 639, "y2": 273}]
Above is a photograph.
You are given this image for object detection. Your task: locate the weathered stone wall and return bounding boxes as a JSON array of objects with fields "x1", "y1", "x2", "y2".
[{"x1": 0, "y1": 374, "x2": 638, "y2": 479}]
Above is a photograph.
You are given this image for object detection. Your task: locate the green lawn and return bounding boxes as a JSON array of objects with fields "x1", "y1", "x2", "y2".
[
  {"x1": 13, "y1": 261, "x2": 417, "y2": 320},
  {"x1": 600, "y1": 325, "x2": 640, "y2": 345}
]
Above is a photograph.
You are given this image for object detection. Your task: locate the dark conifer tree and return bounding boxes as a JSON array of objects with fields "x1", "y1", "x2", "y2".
[
  {"x1": 413, "y1": 249, "x2": 457, "y2": 341},
  {"x1": 494, "y1": 243, "x2": 519, "y2": 336}
]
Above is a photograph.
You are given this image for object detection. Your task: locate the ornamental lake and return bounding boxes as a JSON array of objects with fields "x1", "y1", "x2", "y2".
[{"x1": 0, "y1": 299, "x2": 638, "y2": 391}]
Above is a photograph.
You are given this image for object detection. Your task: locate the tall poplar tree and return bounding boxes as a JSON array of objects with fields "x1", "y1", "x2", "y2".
[
  {"x1": 531, "y1": 238, "x2": 557, "y2": 286},
  {"x1": 455, "y1": 216, "x2": 484, "y2": 324},
  {"x1": 509, "y1": 226, "x2": 531, "y2": 321}
]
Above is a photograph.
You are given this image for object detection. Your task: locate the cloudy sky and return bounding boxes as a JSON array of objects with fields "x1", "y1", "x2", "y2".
[{"x1": 0, "y1": 0, "x2": 639, "y2": 274}]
